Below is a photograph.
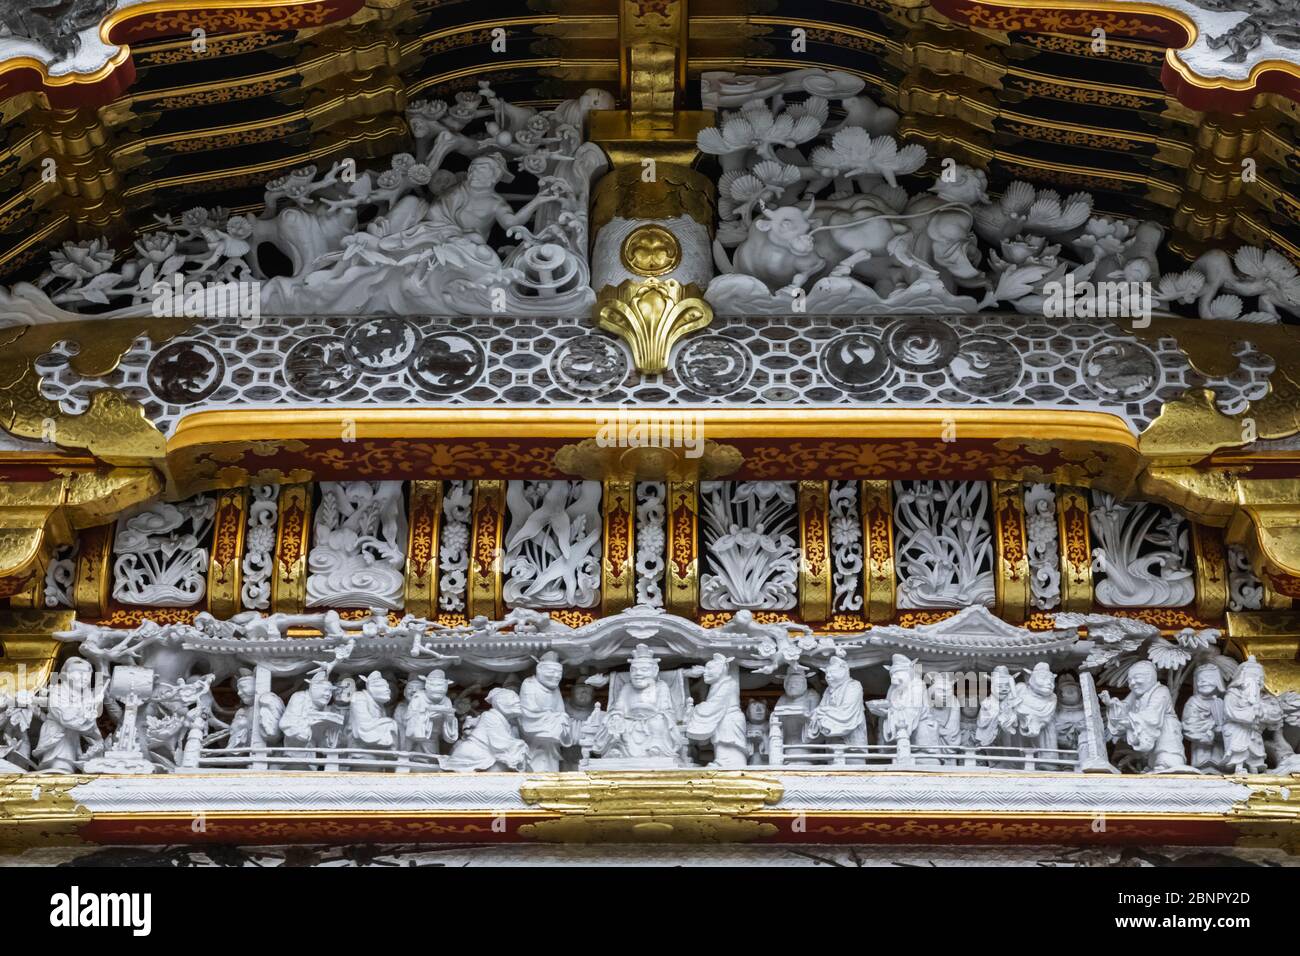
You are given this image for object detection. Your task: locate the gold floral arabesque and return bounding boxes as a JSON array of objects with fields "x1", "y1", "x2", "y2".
[
  {"x1": 518, "y1": 770, "x2": 783, "y2": 843},
  {"x1": 619, "y1": 224, "x2": 681, "y2": 276},
  {"x1": 595, "y1": 278, "x2": 713, "y2": 375}
]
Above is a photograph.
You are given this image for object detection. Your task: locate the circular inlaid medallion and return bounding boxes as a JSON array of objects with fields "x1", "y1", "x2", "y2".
[
  {"x1": 883, "y1": 317, "x2": 960, "y2": 372},
  {"x1": 550, "y1": 336, "x2": 630, "y2": 398},
  {"x1": 147, "y1": 341, "x2": 226, "y2": 404},
  {"x1": 284, "y1": 336, "x2": 359, "y2": 399},
  {"x1": 620, "y1": 224, "x2": 682, "y2": 277},
  {"x1": 407, "y1": 330, "x2": 486, "y2": 397},
  {"x1": 1081, "y1": 340, "x2": 1160, "y2": 402},
  {"x1": 345, "y1": 317, "x2": 420, "y2": 373},
  {"x1": 674, "y1": 335, "x2": 754, "y2": 395},
  {"x1": 820, "y1": 331, "x2": 890, "y2": 393},
  {"x1": 948, "y1": 335, "x2": 1023, "y2": 397}
]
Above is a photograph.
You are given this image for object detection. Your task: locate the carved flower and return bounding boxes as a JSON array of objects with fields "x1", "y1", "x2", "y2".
[
  {"x1": 1072, "y1": 216, "x2": 1133, "y2": 260},
  {"x1": 830, "y1": 515, "x2": 858, "y2": 546},
  {"x1": 133, "y1": 231, "x2": 178, "y2": 264},
  {"x1": 377, "y1": 169, "x2": 402, "y2": 189},
  {"x1": 1147, "y1": 637, "x2": 1191, "y2": 671},
  {"x1": 441, "y1": 522, "x2": 469, "y2": 554},
  {"x1": 520, "y1": 152, "x2": 548, "y2": 176},
  {"x1": 390, "y1": 153, "x2": 417, "y2": 173},
  {"x1": 182, "y1": 207, "x2": 212, "y2": 230},
  {"x1": 406, "y1": 163, "x2": 433, "y2": 186},
  {"x1": 733, "y1": 481, "x2": 797, "y2": 505},
  {"x1": 1174, "y1": 626, "x2": 1218, "y2": 650},
  {"x1": 225, "y1": 215, "x2": 255, "y2": 240},
  {"x1": 50, "y1": 238, "x2": 115, "y2": 280},
  {"x1": 990, "y1": 233, "x2": 1057, "y2": 268}
]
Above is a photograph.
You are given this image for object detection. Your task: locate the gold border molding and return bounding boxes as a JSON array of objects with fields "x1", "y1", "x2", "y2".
[
  {"x1": 860, "y1": 480, "x2": 895, "y2": 623},
  {"x1": 665, "y1": 480, "x2": 698, "y2": 617},
  {"x1": 270, "y1": 484, "x2": 311, "y2": 615},
  {"x1": 798, "y1": 481, "x2": 831, "y2": 624},
  {"x1": 993, "y1": 480, "x2": 1030, "y2": 624},
  {"x1": 602, "y1": 480, "x2": 636, "y2": 616},
  {"x1": 469, "y1": 479, "x2": 505, "y2": 620},
  {"x1": 206, "y1": 487, "x2": 247, "y2": 619},
  {"x1": 404, "y1": 480, "x2": 443, "y2": 620}
]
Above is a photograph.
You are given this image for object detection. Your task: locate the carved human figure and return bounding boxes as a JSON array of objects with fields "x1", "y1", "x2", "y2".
[
  {"x1": 349, "y1": 672, "x2": 399, "y2": 754},
  {"x1": 808, "y1": 655, "x2": 868, "y2": 761},
  {"x1": 0, "y1": 690, "x2": 35, "y2": 767},
  {"x1": 34, "y1": 657, "x2": 104, "y2": 773},
  {"x1": 773, "y1": 666, "x2": 821, "y2": 746},
  {"x1": 446, "y1": 688, "x2": 528, "y2": 772},
  {"x1": 917, "y1": 671, "x2": 963, "y2": 763},
  {"x1": 745, "y1": 700, "x2": 770, "y2": 765},
  {"x1": 329, "y1": 677, "x2": 356, "y2": 750},
  {"x1": 684, "y1": 654, "x2": 750, "y2": 769},
  {"x1": 1014, "y1": 663, "x2": 1059, "y2": 758},
  {"x1": 1222, "y1": 657, "x2": 1268, "y2": 774},
  {"x1": 1180, "y1": 664, "x2": 1226, "y2": 771},
  {"x1": 1053, "y1": 674, "x2": 1086, "y2": 750},
  {"x1": 1100, "y1": 660, "x2": 1195, "y2": 773},
  {"x1": 226, "y1": 672, "x2": 285, "y2": 751},
  {"x1": 976, "y1": 665, "x2": 1019, "y2": 751},
  {"x1": 869, "y1": 655, "x2": 928, "y2": 765},
  {"x1": 519, "y1": 651, "x2": 579, "y2": 772},
  {"x1": 590, "y1": 644, "x2": 683, "y2": 762},
  {"x1": 393, "y1": 676, "x2": 422, "y2": 751},
  {"x1": 279, "y1": 669, "x2": 343, "y2": 756},
  {"x1": 405, "y1": 669, "x2": 459, "y2": 757}
]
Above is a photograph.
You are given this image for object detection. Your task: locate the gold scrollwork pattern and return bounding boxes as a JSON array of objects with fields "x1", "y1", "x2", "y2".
[
  {"x1": 206, "y1": 488, "x2": 247, "y2": 619},
  {"x1": 404, "y1": 480, "x2": 443, "y2": 620},
  {"x1": 602, "y1": 480, "x2": 636, "y2": 616},
  {"x1": 798, "y1": 481, "x2": 832, "y2": 624},
  {"x1": 469, "y1": 480, "x2": 505, "y2": 620},
  {"x1": 1056, "y1": 486, "x2": 1093, "y2": 613},
  {"x1": 665, "y1": 480, "x2": 698, "y2": 617},
  {"x1": 271, "y1": 484, "x2": 312, "y2": 615},
  {"x1": 992, "y1": 480, "x2": 1030, "y2": 624},
  {"x1": 860, "y1": 480, "x2": 894, "y2": 624}
]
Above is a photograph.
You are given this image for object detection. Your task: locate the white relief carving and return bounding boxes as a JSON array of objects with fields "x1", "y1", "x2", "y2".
[
  {"x1": 43, "y1": 543, "x2": 77, "y2": 609},
  {"x1": 1227, "y1": 545, "x2": 1264, "y2": 611},
  {"x1": 502, "y1": 481, "x2": 602, "y2": 609},
  {"x1": 306, "y1": 482, "x2": 408, "y2": 610},
  {"x1": 240, "y1": 484, "x2": 278, "y2": 611},
  {"x1": 829, "y1": 480, "x2": 863, "y2": 613},
  {"x1": 438, "y1": 481, "x2": 472, "y2": 613},
  {"x1": 892, "y1": 481, "x2": 995, "y2": 609},
  {"x1": 634, "y1": 481, "x2": 667, "y2": 607},
  {"x1": 6, "y1": 85, "x2": 615, "y2": 324},
  {"x1": 111, "y1": 495, "x2": 216, "y2": 607},
  {"x1": 1024, "y1": 483, "x2": 1061, "y2": 611},
  {"x1": 699, "y1": 481, "x2": 799, "y2": 611},
  {"x1": 694, "y1": 67, "x2": 1300, "y2": 323},
  {"x1": 1089, "y1": 491, "x2": 1194, "y2": 608}
]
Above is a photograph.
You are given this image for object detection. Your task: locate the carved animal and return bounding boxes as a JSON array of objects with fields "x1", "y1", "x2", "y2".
[{"x1": 713, "y1": 201, "x2": 826, "y2": 293}]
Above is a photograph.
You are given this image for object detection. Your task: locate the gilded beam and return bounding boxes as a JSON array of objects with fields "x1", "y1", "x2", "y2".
[
  {"x1": 992, "y1": 481, "x2": 1030, "y2": 624},
  {"x1": 206, "y1": 487, "x2": 247, "y2": 619},
  {"x1": 602, "y1": 480, "x2": 636, "y2": 617},
  {"x1": 664, "y1": 480, "x2": 698, "y2": 617},
  {"x1": 1191, "y1": 522, "x2": 1228, "y2": 622},
  {"x1": 404, "y1": 480, "x2": 443, "y2": 620},
  {"x1": 1225, "y1": 610, "x2": 1300, "y2": 695},
  {"x1": 798, "y1": 480, "x2": 832, "y2": 625},
  {"x1": 270, "y1": 484, "x2": 312, "y2": 615},
  {"x1": 469, "y1": 480, "x2": 506, "y2": 620},
  {"x1": 860, "y1": 480, "x2": 894, "y2": 624},
  {"x1": 1056, "y1": 486, "x2": 1093, "y2": 614}
]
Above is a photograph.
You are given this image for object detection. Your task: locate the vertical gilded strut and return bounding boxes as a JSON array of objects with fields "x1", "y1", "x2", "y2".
[
  {"x1": 602, "y1": 480, "x2": 636, "y2": 616},
  {"x1": 404, "y1": 481, "x2": 443, "y2": 620},
  {"x1": 73, "y1": 524, "x2": 113, "y2": 620},
  {"x1": 992, "y1": 481, "x2": 1030, "y2": 624},
  {"x1": 1056, "y1": 487, "x2": 1093, "y2": 613},
  {"x1": 665, "y1": 480, "x2": 698, "y2": 617},
  {"x1": 271, "y1": 484, "x2": 313, "y2": 615},
  {"x1": 207, "y1": 488, "x2": 248, "y2": 619},
  {"x1": 860, "y1": 480, "x2": 894, "y2": 623},
  {"x1": 469, "y1": 480, "x2": 506, "y2": 620},
  {"x1": 798, "y1": 481, "x2": 831, "y2": 624},
  {"x1": 1191, "y1": 523, "x2": 1228, "y2": 621}
]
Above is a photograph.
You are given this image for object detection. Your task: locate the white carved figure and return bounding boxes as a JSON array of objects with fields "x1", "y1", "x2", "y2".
[
  {"x1": 34, "y1": 657, "x2": 104, "y2": 772},
  {"x1": 868, "y1": 654, "x2": 928, "y2": 765},
  {"x1": 348, "y1": 672, "x2": 399, "y2": 755},
  {"x1": 1014, "y1": 663, "x2": 1059, "y2": 762},
  {"x1": 393, "y1": 676, "x2": 421, "y2": 751},
  {"x1": 1181, "y1": 663, "x2": 1226, "y2": 771},
  {"x1": 1054, "y1": 674, "x2": 1086, "y2": 750},
  {"x1": 279, "y1": 669, "x2": 343, "y2": 756},
  {"x1": 519, "y1": 651, "x2": 579, "y2": 771},
  {"x1": 589, "y1": 644, "x2": 684, "y2": 764},
  {"x1": 404, "y1": 670, "x2": 459, "y2": 756},
  {"x1": 226, "y1": 671, "x2": 284, "y2": 751},
  {"x1": 893, "y1": 481, "x2": 995, "y2": 609},
  {"x1": 1222, "y1": 657, "x2": 1269, "y2": 774},
  {"x1": 307, "y1": 481, "x2": 408, "y2": 611},
  {"x1": 503, "y1": 480, "x2": 602, "y2": 609},
  {"x1": 921, "y1": 672, "x2": 964, "y2": 761},
  {"x1": 773, "y1": 666, "x2": 821, "y2": 746},
  {"x1": 699, "y1": 481, "x2": 799, "y2": 611},
  {"x1": 1100, "y1": 661, "x2": 1196, "y2": 773},
  {"x1": 112, "y1": 496, "x2": 216, "y2": 607},
  {"x1": 684, "y1": 654, "x2": 750, "y2": 768},
  {"x1": 445, "y1": 688, "x2": 528, "y2": 772},
  {"x1": 1089, "y1": 492, "x2": 1194, "y2": 608},
  {"x1": 0, "y1": 688, "x2": 36, "y2": 768},
  {"x1": 745, "y1": 700, "x2": 770, "y2": 765},
  {"x1": 807, "y1": 654, "x2": 868, "y2": 760},
  {"x1": 976, "y1": 665, "x2": 1018, "y2": 751}
]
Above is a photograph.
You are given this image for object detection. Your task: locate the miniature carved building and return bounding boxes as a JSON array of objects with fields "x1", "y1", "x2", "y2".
[{"x1": 0, "y1": 0, "x2": 1298, "y2": 852}]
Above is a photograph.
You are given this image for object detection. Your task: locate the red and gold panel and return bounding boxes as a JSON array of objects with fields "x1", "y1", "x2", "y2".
[
  {"x1": 860, "y1": 480, "x2": 894, "y2": 624},
  {"x1": 993, "y1": 481, "x2": 1030, "y2": 625},
  {"x1": 665, "y1": 480, "x2": 698, "y2": 617},
  {"x1": 73, "y1": 523, "x2": 113, "y2": 620},
  {"x1": 270, "y1": 484, "x2": 312, "y2": 615},
  {"x1": 1056, "y1": 487, "x2": 1093, "y2": 613},
  {"x1": 404, "y1": 480, "x2": 443, "y2": 620},
  {"x1": 469, "y1": 480, "x2": 505, "y2": 620},
  {"x1": 206, "y1": 488, "x2": 247, "y2": 619},
  {"x1": 1191, "y1": 523, "x2": 1228, "y2": 622},
  {"x1": 602, "y1": 480, "x2": 635, "y2": 616},
  {"x1": 798, "y1": 481, "x2": 831, "y2": 624}
]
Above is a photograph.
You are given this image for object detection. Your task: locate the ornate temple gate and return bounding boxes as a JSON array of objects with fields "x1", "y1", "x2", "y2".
[{"x1": 0, "y1": 0, "x2": 1299, "y2": 851}]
